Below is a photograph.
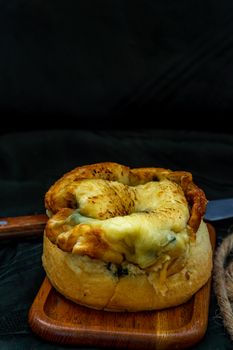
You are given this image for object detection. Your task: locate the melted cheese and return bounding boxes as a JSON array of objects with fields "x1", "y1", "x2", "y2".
[{"x1": 55, "y1": 179, "x2": 190, "y2": 269}]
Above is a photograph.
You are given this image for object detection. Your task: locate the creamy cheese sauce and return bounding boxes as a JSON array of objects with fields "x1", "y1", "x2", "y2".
[{"x1": 61, "y1": 179, "x2": 190, "y2": 268}]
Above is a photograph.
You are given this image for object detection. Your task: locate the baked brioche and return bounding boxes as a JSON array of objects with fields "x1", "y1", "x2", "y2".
[{"x1": 42, "y1": 162, "x2": 212, "y2": 311}]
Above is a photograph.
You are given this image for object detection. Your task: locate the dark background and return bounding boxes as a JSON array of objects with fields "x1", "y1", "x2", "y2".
[
  {"x1": 1, "y1": 0, "x2": 233, "y2": 349},
  {"x1": 1, "y1": 0, "x2": 233, "y2": 133}
]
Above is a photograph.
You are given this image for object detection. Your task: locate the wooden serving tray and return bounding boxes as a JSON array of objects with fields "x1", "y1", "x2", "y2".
[{"x1": 28, "y1": 224, "x2": 215, "y2": 350}]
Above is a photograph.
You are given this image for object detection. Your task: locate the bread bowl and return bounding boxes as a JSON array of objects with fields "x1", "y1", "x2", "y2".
[{"x1": 42, "y1": 162, "x2": 212, "y2": 311}]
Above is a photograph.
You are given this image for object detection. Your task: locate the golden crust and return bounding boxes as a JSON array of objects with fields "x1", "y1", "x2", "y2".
[
  {"x1": 45, "y1": 178, "x2": 190, "y2": 268},
  {"x1": 42, "y1": 220, "x2": 212, "y2": 311},
  {"x1": 130, "y1": 167, "x2": 207, "y2": 239},
  {"x1": 42, "y1": 162, "x2": 210, "y2": 311},
  {"x1": 45, "y1": 162, "x2": 207, "y2": 239},
  {"x1": 45, "y1": 162, "x2": 131, "y2": 214}
]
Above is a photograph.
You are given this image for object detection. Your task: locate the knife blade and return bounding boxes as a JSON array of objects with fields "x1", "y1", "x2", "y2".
[{"x1": 204, "y1": 198, "x2": 233, "y2": 221}]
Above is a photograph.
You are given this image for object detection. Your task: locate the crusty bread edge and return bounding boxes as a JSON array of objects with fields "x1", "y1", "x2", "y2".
[{"x1": 42, "y1": 220, "x2": 212, "y2": 312}]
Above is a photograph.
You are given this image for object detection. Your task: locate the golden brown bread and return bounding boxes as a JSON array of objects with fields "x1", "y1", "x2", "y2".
[
  {"x1": 42, "y1": 162, "x2": 212, "y2": 311},
  {"x1": 42, "y1": 221, "x2": 212, "y2": 311},
  {"x1": 45, "y1": 162, "x2": 207, "y2": 238}
]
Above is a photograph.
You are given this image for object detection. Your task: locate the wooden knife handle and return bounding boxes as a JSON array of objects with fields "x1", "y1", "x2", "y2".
[{"x1": 0, "y1": 214, "x2": 48, "y2": 240}]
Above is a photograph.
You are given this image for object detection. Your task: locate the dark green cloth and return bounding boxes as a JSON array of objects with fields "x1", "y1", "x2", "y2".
[{"x1": 0, "y1": 129, "x2": 233, "y2": 349}]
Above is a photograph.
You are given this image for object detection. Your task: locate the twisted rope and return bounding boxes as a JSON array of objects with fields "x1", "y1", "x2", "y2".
[{"x1": 213, "y1": 228, "x2": 233, "y2": 340}]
